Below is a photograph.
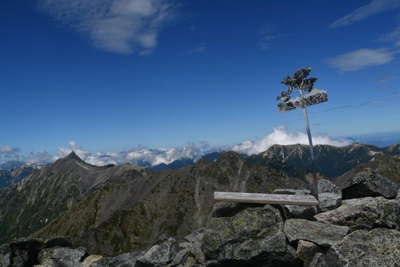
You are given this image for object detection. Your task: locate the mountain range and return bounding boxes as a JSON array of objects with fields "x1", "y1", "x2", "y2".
[
  {"x1": 1, "y1": 129, "x2": 397, "y2": 177},
  {"x1": 0, "y1": 163, "x2": 42, "y2": 188},
  {"x1": 0, "y1": 143, "x2": 399, "y2": 258}
]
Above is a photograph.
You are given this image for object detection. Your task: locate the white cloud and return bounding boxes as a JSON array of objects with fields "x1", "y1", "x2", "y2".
[
  {"x1": 258, "y1": 24, "x2": 282, "y2": 51},
  {"x1": 39, "y1": 0, "x2": 176, "y2": 54},
  {"x1": 187, "y1": 43, "x2": 207, "y2": 54},
  {"x1": 0, "y1": 128, "x2": 353, "y2": 168},
  {"x1": 380, "y1": 26, "x2": 400, "y2": 42},
  {"x1": 259, "y1": 34, "x2": 279, "y2": 51},
  {"x1": 56, "y1": 141, "x2": 216, "y2": 166},
  {"x1": 232, "y1": 127, "x2": 350, "y2": 155},
  {"x1": 54, "y1": 128, "x2": 351, "y2": 166},
  {"x1": 0, "y1": 146, "x2": 21, "y2": 162},
  {"x1": 327, "y1": 48, "x2": 397, "y2": 71},
  {"x1": 22, "y1": 151, "x2": 53, "y2": 165},
  {"x1": 0, "y1": 146, "x2": 16, "y2": 153},
  {"x1": 330, "y1": 0, "x2": 400, "y2": 28},
  {"x1": 379, "y1": 26, "x2": 400, "y2": 47},
  {"x1": 0, "y1": 146, "x2": 52, "y2": 166}
]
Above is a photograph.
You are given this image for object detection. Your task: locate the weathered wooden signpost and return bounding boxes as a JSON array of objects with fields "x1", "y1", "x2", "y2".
[
  {"x1": 213, "y1": 67, "x2": 326, "y2": 205},
  {"x1": 276, "y1": 67, "x2": 328, "y2": 195}
]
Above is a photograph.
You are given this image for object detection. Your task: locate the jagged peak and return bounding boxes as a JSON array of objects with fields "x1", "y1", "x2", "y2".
[
  {"x1": 66, "y1": 151, "x2": 82, "y2": 161},
  {"x1": 54, "y1": 151, "x2": 93, "y2": 168}
]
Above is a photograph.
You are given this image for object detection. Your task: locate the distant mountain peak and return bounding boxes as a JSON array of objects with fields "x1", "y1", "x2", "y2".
[
  {"x1": 51, "y1": 151, "x2": 95, "y2": 172},
  {"x1": 66, "y1": 151, "x2": 82, "y2": 161}
]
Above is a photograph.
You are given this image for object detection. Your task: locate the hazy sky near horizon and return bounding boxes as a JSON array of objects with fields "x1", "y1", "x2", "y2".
[{"x1": 1, "y1": 0, "x2": 400, "y2": 154}]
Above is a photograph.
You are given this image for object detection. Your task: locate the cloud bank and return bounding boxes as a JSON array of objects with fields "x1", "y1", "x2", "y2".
[
  {"x1": 55, "y1": 127, "x2": 351, "y2": 166},
  {"x1": 39, "y1": 0, "x2": 176, "y2": 54},
  {"x1": 0, "y1": 146, "x2": 52, "y2": 167},
  {"x1": 0, "y1": 128, "x2": 352, "y2": 168},
  {"x1": 330, "y1": 0, "x2": 400, "y2": 28},
  {"x1": 231, "y1": 127, "x2": 351, "y2": 155},
  {"x1": 327, "y1": 48, "x2": 397, "y2": 71},
  {"x1": 0, "y1": 146, "x2": 21, "y2": 163},
  {"x1": 56, "y1": 141, "x2": 216, "y2": 166},
  {"x1": 379, "y1": 26, "x2": 400, "y2": 47}
]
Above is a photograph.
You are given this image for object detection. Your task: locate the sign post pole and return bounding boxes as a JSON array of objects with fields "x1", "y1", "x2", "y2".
[
  {"x1": 276, "y1": 67, "x2": 328, "y2": 196},
  {"x1": 299, "y1": 89, "x2": 315, "y2": 161}
]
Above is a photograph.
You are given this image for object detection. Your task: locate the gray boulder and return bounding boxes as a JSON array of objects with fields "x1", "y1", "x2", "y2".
[
  {"x1": 397, "y1": 189, "x2": 400, "y2": 200},
  {"x1": 274, "y1": 188, "x2": 317, "y2": 219},
  {"x1": 211, "y1": 202, "x2": 262, "y2": 218},
  {"x1": 170, "y1": 231, "x2": 206, "y2": 266},
  {"x1": 284, "y1": 219, "x2": 348, "y2": 248},
  {"x1": 90, "y1": 251, "x2": 144, "y2": 267},
  {"x1": 315, "y1": 197, "x2": 400, "y2": 231},
  {"x1": 311, "y1": 228, "x2": 400, "y2": 267},
  {"x1": 0, "y1": 238, "x2": 78, "y2": 267},
  {"x1": 38, "y1": 247, "x2": 86, "y2": 267},
  {"x1": 138, "y1": 238, "x2": 178, "y2": 266},
  {"x1": 0, "y1": 246, "x2": 11, "y2": 267},
  {"x1": 318, "y1": 179, "x2": 342, "y2": 211},
  {"x1": 283, "y1": 205, "x2": 318, "y2": 220},
  {"x1": 296, "y1": 240, "x2": 323, "y2": 267},
  {"x1": 82, "y1": 255, "x2": 103, "y2": 267},
  {"x1": 202, "y1": 205, "x2": 300, "y2": 266},
  {"x1": 341, "y1": 169, "x2": 400, "y2": 199},
  {"x1": 308, "y1": 253, "x2": 327, "y2": 267},
  {"x1": 0, "y1": 239, "x2": 43, "y2": 267}
]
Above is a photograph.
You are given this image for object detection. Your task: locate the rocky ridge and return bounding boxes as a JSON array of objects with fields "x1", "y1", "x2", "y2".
[
  {"x1": 256, "y1": 143, "x2": 400, "y2": 178},
  {"x1": 31, "y1": 152, "x2": 307, "y2": 256},
  {"x1": 1, "y1": 144, "x2": 400, "y2": 266},
  {"x1": 0, "y1": 163, "x2": 42, "y2": 189},
  {"x1": 0, "y1": 152, "x2": 147, "y2": 245},
  {"x1": 1, "y1": 165, "x2": 400, "y2": 267}
]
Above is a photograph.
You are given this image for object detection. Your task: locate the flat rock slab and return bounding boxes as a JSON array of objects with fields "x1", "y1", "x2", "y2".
[
  {"x1": 311, "y1": 228, "x2": 400, "y2": 267},
  {"x1": 284, "y1": 219, "x2": 348, "y2": 248},
  {"x1": 203, "y1": 206, "x2": 300, "y2": 265},
  {"x1": 315, "y1": 197, "x2": 400, "y2": 230},
  {"x1": 214, "y1": 192, "x2": 319, "y2": 206},
  {"x1": 318, "y1": 179, "x2": 342, "y2": 211}
]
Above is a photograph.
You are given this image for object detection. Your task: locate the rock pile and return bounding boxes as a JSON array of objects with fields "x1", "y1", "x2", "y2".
[{"x1": 1, "y1": 172, "x2": 400, "y2": 267}]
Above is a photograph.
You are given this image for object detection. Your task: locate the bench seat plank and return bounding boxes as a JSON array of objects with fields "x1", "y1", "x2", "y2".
[{"x1": 214, "y1": 192, "x2": 319, "y2": 206}]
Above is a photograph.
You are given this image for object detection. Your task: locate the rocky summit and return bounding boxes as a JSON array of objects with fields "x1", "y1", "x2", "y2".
[{"x1": 0, "y1": 144, "x2": 400, "y2": 267}]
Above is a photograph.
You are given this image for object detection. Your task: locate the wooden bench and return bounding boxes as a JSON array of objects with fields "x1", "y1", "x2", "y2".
[{"x1": 214, "y1": 192, "x2": 319, "y2": 206}]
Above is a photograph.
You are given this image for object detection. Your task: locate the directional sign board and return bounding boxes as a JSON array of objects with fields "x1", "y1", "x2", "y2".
[{"x1": 278, "y1": 89, "x2": 328, "y2": 112}]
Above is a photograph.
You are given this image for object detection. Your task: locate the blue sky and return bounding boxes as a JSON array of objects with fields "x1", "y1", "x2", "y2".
[{"x1": 1, "y1": 0, "x2": 400, "y2": 157}]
